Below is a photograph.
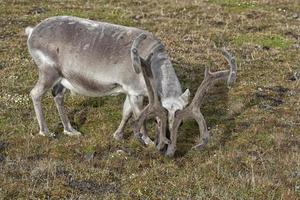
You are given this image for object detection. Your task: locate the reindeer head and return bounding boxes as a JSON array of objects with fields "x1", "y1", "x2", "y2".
[
  {"x1": 161, "y1": 89, "x2": 190, "y2": 128},
  {"x1": 131, "y1": 33, "x2": 237, "y2": 157}
]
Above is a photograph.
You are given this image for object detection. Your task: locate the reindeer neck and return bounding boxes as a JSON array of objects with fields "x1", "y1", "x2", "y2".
[{"x1": 150, "y1": 51, "x2": 182, "y2": 99}]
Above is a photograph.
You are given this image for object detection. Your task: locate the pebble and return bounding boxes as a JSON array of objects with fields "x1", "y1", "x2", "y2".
[
  {"x1": 116, "y1": 149, "x2": 126, "y2": 155},
  {"x1": 292, "y1": 13, "x2": 299, "y2": 19}
]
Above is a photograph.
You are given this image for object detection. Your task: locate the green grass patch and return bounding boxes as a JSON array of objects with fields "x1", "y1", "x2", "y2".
[{"x1": 234, "y1": 34, "x2": 293, "y2": 49}]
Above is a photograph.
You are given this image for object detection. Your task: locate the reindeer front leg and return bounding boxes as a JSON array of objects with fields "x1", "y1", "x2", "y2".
[
  {"x1": 113, "y1": 96, "x2": 132, "y2": 140},
  {"x1": 131, "y1": 33, "x2": 170, "y2": 148}
]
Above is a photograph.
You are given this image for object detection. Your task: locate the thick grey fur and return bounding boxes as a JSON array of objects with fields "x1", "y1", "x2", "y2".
[{"x1": 26, "y1": 16, "x2": 188, "y2": 142}]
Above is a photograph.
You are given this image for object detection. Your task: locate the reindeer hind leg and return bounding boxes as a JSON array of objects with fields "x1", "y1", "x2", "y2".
[{"x1": 30, "y1": 66, "x2": 60, "y2": 137}]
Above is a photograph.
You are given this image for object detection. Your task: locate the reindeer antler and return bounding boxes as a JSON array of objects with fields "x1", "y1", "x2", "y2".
[
  {"x1": 131, "y1": 33, "x2": 170, "y2": 148},
  {"x1": 165, "y1": 48, "x2": 237, "y2": 157},
  {"x1": 131, "y1": 34, "x2": 237, "y2": 157}
]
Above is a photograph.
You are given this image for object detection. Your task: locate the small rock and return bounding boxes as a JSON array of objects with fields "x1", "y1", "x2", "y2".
[
  {"x1": 0, "y1": 61, "x2": 8, "y2": 69},
  {"x1": 0, "y1": 155, "x2": 5, "y2": 163},
  {"x1": 292, "y1": 13, "x2": 299, "y2": 19},
  {"x1": 288, "y1": 90, "x2": 296, "y2": 96},
  {"x1": 289, "y1": 71, "x2": 300, "y2": 81},
  {"x1": 293, "y1": 171, "x2": 300, "y2": 178},
  {"x1": 116, "y1": 149, "x2": 126, "y2": 155},
  {"x1": 292, "y1": 44, "x2": 300, "y2": 49},
  {"x1": 132, "y1": 15, "x2": 143, "y2": 20},
  {"x1": 27, "y1": 7, "x2": 48, "y2": 15},
  {"x1": 262, "y1": 46, "x2": 270, "y2": 50},
  {"x1": 0, "y1": 141, "x2": 8, "y2": 152},
  {"x1": 183, "y1": 35, "x2": 193, "y2": 44},
  {"x1": 259, "y1": 103, "x2": 273, "y2": 110}
]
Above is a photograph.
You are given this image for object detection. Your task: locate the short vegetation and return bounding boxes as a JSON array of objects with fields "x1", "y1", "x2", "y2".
[{"x1": 0, "y1": 0, "x2": 299, "y2": 199}]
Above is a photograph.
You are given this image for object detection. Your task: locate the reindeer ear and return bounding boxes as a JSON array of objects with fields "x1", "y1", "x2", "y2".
[{"x1": 180, "y1": 89, "x2": 190, "y2": 107}]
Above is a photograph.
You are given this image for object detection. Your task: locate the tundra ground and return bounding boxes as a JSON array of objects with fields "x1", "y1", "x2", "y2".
[{"x1": 0, "y1": 0, "x2": 299, "y2": 199}]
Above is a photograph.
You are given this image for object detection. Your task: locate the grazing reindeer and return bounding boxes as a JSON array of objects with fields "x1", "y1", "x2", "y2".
[
  {"x1": 25, "y1": 16, "x2": 190, "y2": 145},
  {"x1": 131, "y1": 34, "x2": 237, "y2": 157},
  {"x1": 26, "y1": 16, "x2": 237, "y2": 156}
]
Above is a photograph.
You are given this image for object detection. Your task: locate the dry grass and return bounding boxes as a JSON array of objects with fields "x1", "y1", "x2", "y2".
[{"x1": 0, "y1": 0, "x2": 299, "y2": 199}]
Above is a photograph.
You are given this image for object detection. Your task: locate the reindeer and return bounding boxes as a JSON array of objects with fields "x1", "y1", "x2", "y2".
[
  {"x1": 26, "y1": 16, "x2": 236, "y2": 156},
  {"x1": 131, "y1": 34, "x2": 236, "y2": 156}
]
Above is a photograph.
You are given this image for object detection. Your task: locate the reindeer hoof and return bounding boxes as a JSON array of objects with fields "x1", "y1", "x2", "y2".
[
  {"x1": 158, "y1": 144, "x2": 168, "y2": 154},
  {"x1": 113, "y1": 131, "x2": 124, "y2": 140},
  {"x1": 192, "y1": 144, "x2": 205, "y2": 151},
  {"x1": 156, "y1": 142, "x2": 167, "y2": 151},
  {"x1": 134, "y1": 133, "x2": 147, "y2": 146},
  {"x1": 39, "y1": 131, "x2": 55, "y2": 137},
  {"x1": 165, "y1": 147, "x2": 175, "y2": 157},
  {"x1": 192, "y1": 143, "x2": 207, "y2": 151},
  {"x1": 64, "y1": 129, "x2": 82, "y2": 136},
  {"x1": 162, "y1": 137, "x2": 171, "y2": 145},
  {"x1": 141, "y1": 135, "x2": 155, "y2": 146},
  {"x1": 192, "y1": 138, "x2": 209, "y2": 150}
]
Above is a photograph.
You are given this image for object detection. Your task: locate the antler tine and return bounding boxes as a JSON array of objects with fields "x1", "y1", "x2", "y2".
[
  {"x1": 191, "y1": 48, "x2": 237, "y2": 108},
  {"x1": 165, "y1": 48, "x2": 237, "y2": 157},
  {"x1": 130, "y1": 34, "x2": 170, "y2": 148},
  {"x1": 221, "y1": 48, "x2": 237, "y2": 86}
]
